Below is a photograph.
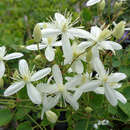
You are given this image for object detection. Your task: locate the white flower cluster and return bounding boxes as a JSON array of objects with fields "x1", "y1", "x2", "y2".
[{"x1": 3, "y1": 12, "x2": 127, "y2": 121}]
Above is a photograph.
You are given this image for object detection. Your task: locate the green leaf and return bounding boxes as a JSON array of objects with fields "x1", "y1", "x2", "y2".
[
  {"x1": 0, "y1": 108, "x2": 13, "y2": 126},
  {"x1": 119, "y1": 102, "x2": 130, "y2": 117},
  {"x1": 75, "y1": 120, "x2": 86, "y2": 130},
  {"x1": 16, "y1": 121, "x2": 32, "y2": 130}
]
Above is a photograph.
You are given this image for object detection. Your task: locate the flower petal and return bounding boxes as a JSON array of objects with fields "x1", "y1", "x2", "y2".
[
  {"x1": 31, "y1": 67, "x2": 51, "y2": 81},
  {"x1": 62, "y1": 34, "x2": 73, "y2": 65},
  {"x1": 41, "y1": 29, "x2": 60, "y2": 37},
  {"x1": 78, "y1": 41, "x2": 93, "y2": 51},
  {"x1": 4, "y1": 53, "x2": 23, "y2": 60},
  {"x1": 68, "y1": 28, "x2": 92, "y2": 39},
  {"x1": 27, "y1": 83, "x2": 41, "y2": 104},
  {"x1": 26, "y1": 44, "x2": 46, "y2": 50},
  {"x1": 114, "y1": 90, "x2": 127, "y2": 104},
  {"x1": 91, "y1": 26, "x2": 102, "y2": 39},
  {"x1": 55, "y1": 13, "x2": 66, "y2": 25},
  {"x1": 4, "y1": 81, "x2": 25, "y2": 96},
  {"x1": 94, "y1": 87, "x2": 104, "y2": 94},
  {"x1": 104, "y1": 85, "x2": 118, "y2": 106},
  {"x1": 52, "y1": 64, "x2": 63, "y2": 85},
  {"x1": 45, "y1": 46, "x2": 55, "y2": 61},
  {"x1": 108, "y1": 73, "x2": 127, "y2": 82},
  {"x1": 86, "y1": 0, "x2": 101, "y2": 6},
  {"x1": 19, "y1": 59, "x2": 30, "y2": 76},
  {"x1": 71, "y1": 60, "x2": 83, "y2": 74},
  {"x1": 0, "y1": 61, "x2": 5, "y2": 78},
  {"x1": 80, "y1": 80, "x2": 101, "y2": 92},
  {"x1": 0, "y1": 46, "x2": 6, "y2": 57}
]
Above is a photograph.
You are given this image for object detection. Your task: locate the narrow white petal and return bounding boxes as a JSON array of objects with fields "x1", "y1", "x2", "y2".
[
  {"x1": 91, "y1": 46, "x2": 100, "y2": 58},
  {"x1": 55, "y1": 13, "x2": 66, "y2": 25},
  {"x1": 91, "y1": 26, "x2": 102, "y2": 40},
  {"x1": 94, "y1": 87, "x2": 104, "y2": 94},
  {"x1": 41, "y1": 29, "x2": 60, "y2": 37},
  {"x1": 4, "y1": 81, "x2": 25, "y2": 96},
  {"x1": 78, "y1": 41, "x2": 93, "y2": 51},
  {"x1": 91, "y1": 57, "x2": 106, "y2": 77},
  {"x1": 109, "y1": 41, "x2": 122, "y2": 50},
  {"x1": 62, "y1": 34, "x2": 73, "y2": 65},
  {"x1": 104, "y1": 85, "x2": 118, "y2": 106},
  {"x1": 52, "y1": 41, "x2": 62, "y2": 47},
  {"x1": 26, "y1": 44, "x2": 46, "y2": 50},
  {"x1": 86, "y1": 0, "x2": 101, "y2": 6},
  {"x1": 27, "y1": 83, "x2": 41, "y2": 104},
  {"x1": 52, "y1": 64, "x2": 63, "y2": 85},
  {"x1": 4, "y1": 53, "x2": 23, "y2": 60},
  {"x1": 64, "y1": 92, "x2": 79, "y2": 110},
  {"x1": 108, "y1": 73, "x2": 127, "y2": 82},
  {"x1": 68, "y1": 28, "x2": 92, "y2": 39},
  {"x1": 31, "y1": 67, "x2": 51, "y2": 81},
  {"x1": 0, "y1": 61, "x2": 5, "y2": 78},
  {"x1": 80, "y1": 80, "x2": 101, "y2": 92},
  {"x1": 71, "y1": 60, "x2": 83, "y2": 74},
  {"x1": 45, "y1": 46, "x2": 55, "y2": 61},
  {"x1": 114, "y1": 90, "x2": 127, "y2": 104},
  {"x1": 19, "y1": 59, "x2": 30, "y2": 76},
  {"x1": 73, "y1": 89, "x2": 83, "y2": 101}
]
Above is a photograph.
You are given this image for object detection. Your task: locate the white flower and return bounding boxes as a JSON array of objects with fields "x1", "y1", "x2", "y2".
[
  {"x1": 26, "y1": 36, "x2": 62, "y2": 61},
  {"x1": 0, "y1": 46, "x2": 23, "y2": 78},
  {"x1": 42, "y1": 13, "x2": 91, "y2": 64},
  {"x1": 37, "y1": 64, "x2": 80, "y2": 111},
  {"x1": 80, "y1": 26, "x2": 122, "y2": 58},
  {"x1": 86, "y1": 0, "x2": 101, "y2": 7},
  {"x1": 4, "y1": 59, "x2": 51, "y2": 104},
  {"x1": 92, "y1": 58, "x2": 127, "y2": 106}
]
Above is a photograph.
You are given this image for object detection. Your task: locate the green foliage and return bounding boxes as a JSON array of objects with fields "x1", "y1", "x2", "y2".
[{"x1": 16, "y1": 121, "x2": 32, "y2": 130}]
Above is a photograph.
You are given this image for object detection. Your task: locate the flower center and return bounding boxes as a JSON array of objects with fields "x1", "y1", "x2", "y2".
[
  {"x1": 47, "y1": 37, "x2": 53, "y2": 45},
  {"x1": 43, "y1": 23, "x2": 48, "y2": 29},
  {"x1": 23, "y1": 75, "x2": 30, "y2": 82},
  {"x1": 58, "y1": 84, "x2": 65, "y2": 93},
  {"x1": 102, "y1": 75, "x2": 108, "y2": 83}
]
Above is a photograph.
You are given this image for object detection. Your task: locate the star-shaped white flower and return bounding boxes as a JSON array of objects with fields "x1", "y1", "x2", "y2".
[
  {"x1": 26, "y1": 36, "x2": 62, "y2": 61},
  {"x1": 80, "y1": 26, "x2": 122, "y2": 58},
  {"x1": 86, "y1": 0, "x2": 101, "y2": 6},
  {"x1": 0, "y1": 46, "x2": 23, "y2": 78},
  {"x1": 92, "y1": 58, "x2": 127, "y2": 106},
  {"x1": 4, "y1": 59, "x2": 51, "y2": 104},
  {"x1": 37, "y1": 64, "x2": 81, "y2": 112},
  {"x1": 41, "y1": 13, "x2": 91, "y2": 64}
]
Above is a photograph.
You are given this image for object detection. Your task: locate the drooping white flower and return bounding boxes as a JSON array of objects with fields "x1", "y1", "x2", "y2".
[
  {"x1": 92, "y1": 58, "x2": 127, "y2": 106},
  {"x1": 0, "y1": 46, "x2": 23, "y2": 78},
  {"x1": 26, "y1": 36, "x2": 62, "y2": 61},
  {"x1": 42, "y1": 13, "x2": 91, "y2": 64},
  {"x1": 37, "y1": 64, "x2": 80, "y2": 112},
  {"x1": 4, "y1": 59, "x2": 51, "y2": 104},
  {"x1": 86, "y1": 0, "x2": 101, "y2": 7}
]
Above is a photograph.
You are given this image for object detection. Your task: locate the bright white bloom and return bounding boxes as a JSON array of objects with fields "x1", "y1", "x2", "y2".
[
  {"x1": 37, "y1": 64, "x2": 81, "y2": 112},
  {"x1": 92, "y1": 58, "x2": 127, "y2": 106},
  {"x1": 4, "y1": 59, "x2": 51, "y2": 104},
  {"x1": 26, "y1": 36, "x2": 62, "y2": 61},
  {"x1": 86, "y1": 0, "x2": 101, "y2": 6},
  {"x1": 42, "y1": 13, "x2": 91, "y2": 64},
  {"x1": 81, "y1": 26, "x2": 122, "y2": 58},
  {"x1": 0, "y1": 46, "x2": 23, "y2": 78}
]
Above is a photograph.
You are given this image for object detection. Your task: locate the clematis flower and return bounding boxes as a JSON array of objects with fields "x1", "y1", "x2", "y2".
[
  {"x1": 86, "y1": 0, "x2": 101, "y2": 6},
  {"x1": 37, "y1": 64, "x2": 81, "y2": 112},
  {"x1": 41, "y1": 13, "x2": 91, "y2": 64},
  {"x1": 26, "y1": 36, "x2": 62, "y2": 61},
  {"x1": 92, "y1": 58, "x2": 127, "y2": 106},
  {"x1": 80, "y1": 26, "x2": 122, "y2": 58},
  {"x1": 0, "y1": 46, "x2": 23, "y2": 78},
  {"x1": 4, "y1": 59, "x2": 51, "y2": 104}
]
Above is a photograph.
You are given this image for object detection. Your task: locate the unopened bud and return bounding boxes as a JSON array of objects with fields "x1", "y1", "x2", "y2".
[
  {"x1": 112, "y1": 21, "x2": 126, "y2": 39},
  {"x1": 33, "y1": 24, "x2": 42, "y2": 42},
  {"x1": 45, "y1": 110, "x2": 58, "y2": 123},
  {"x1": 0, "y1": 78, "x2": 4, "y2": 88},
  {"x1": 114, "y1": 1, "x2": 122, "y2": 11},
  {"x1": 85, "y1": 106, "x2": 93, "y2": 113},
  {"x1": 98, "y1": 0, "x2": 105, "y2": 11},
  {"x1": 35, "y1": 55, "x2": 42, "y2": 60}
]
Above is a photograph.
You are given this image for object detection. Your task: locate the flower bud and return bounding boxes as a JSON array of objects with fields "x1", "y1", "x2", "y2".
[
  {"x1": 33, "y1": 24, "x2": 42, "y2": 42},
  {"x1": 98, "y1": 0, "x2": 105, "y2": 11},
  {"x1": 85, "y1": 106, "x2": 93, "y2": 113},
  {"x1": 45, "y1": 110, "x2": 58, "y2": 123},
  {"x1": 114, "y1": 1, "x2": 122, "y2": 11},
  {"x1": 112, "y1": 21, "x2": 126, "y2": 39},
  {"x1": 0, "y1": 78, "x2": 4, "y2": 88},
  {"x1": 35, "y1": 54, "x2": 42, "y2": 60}
]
